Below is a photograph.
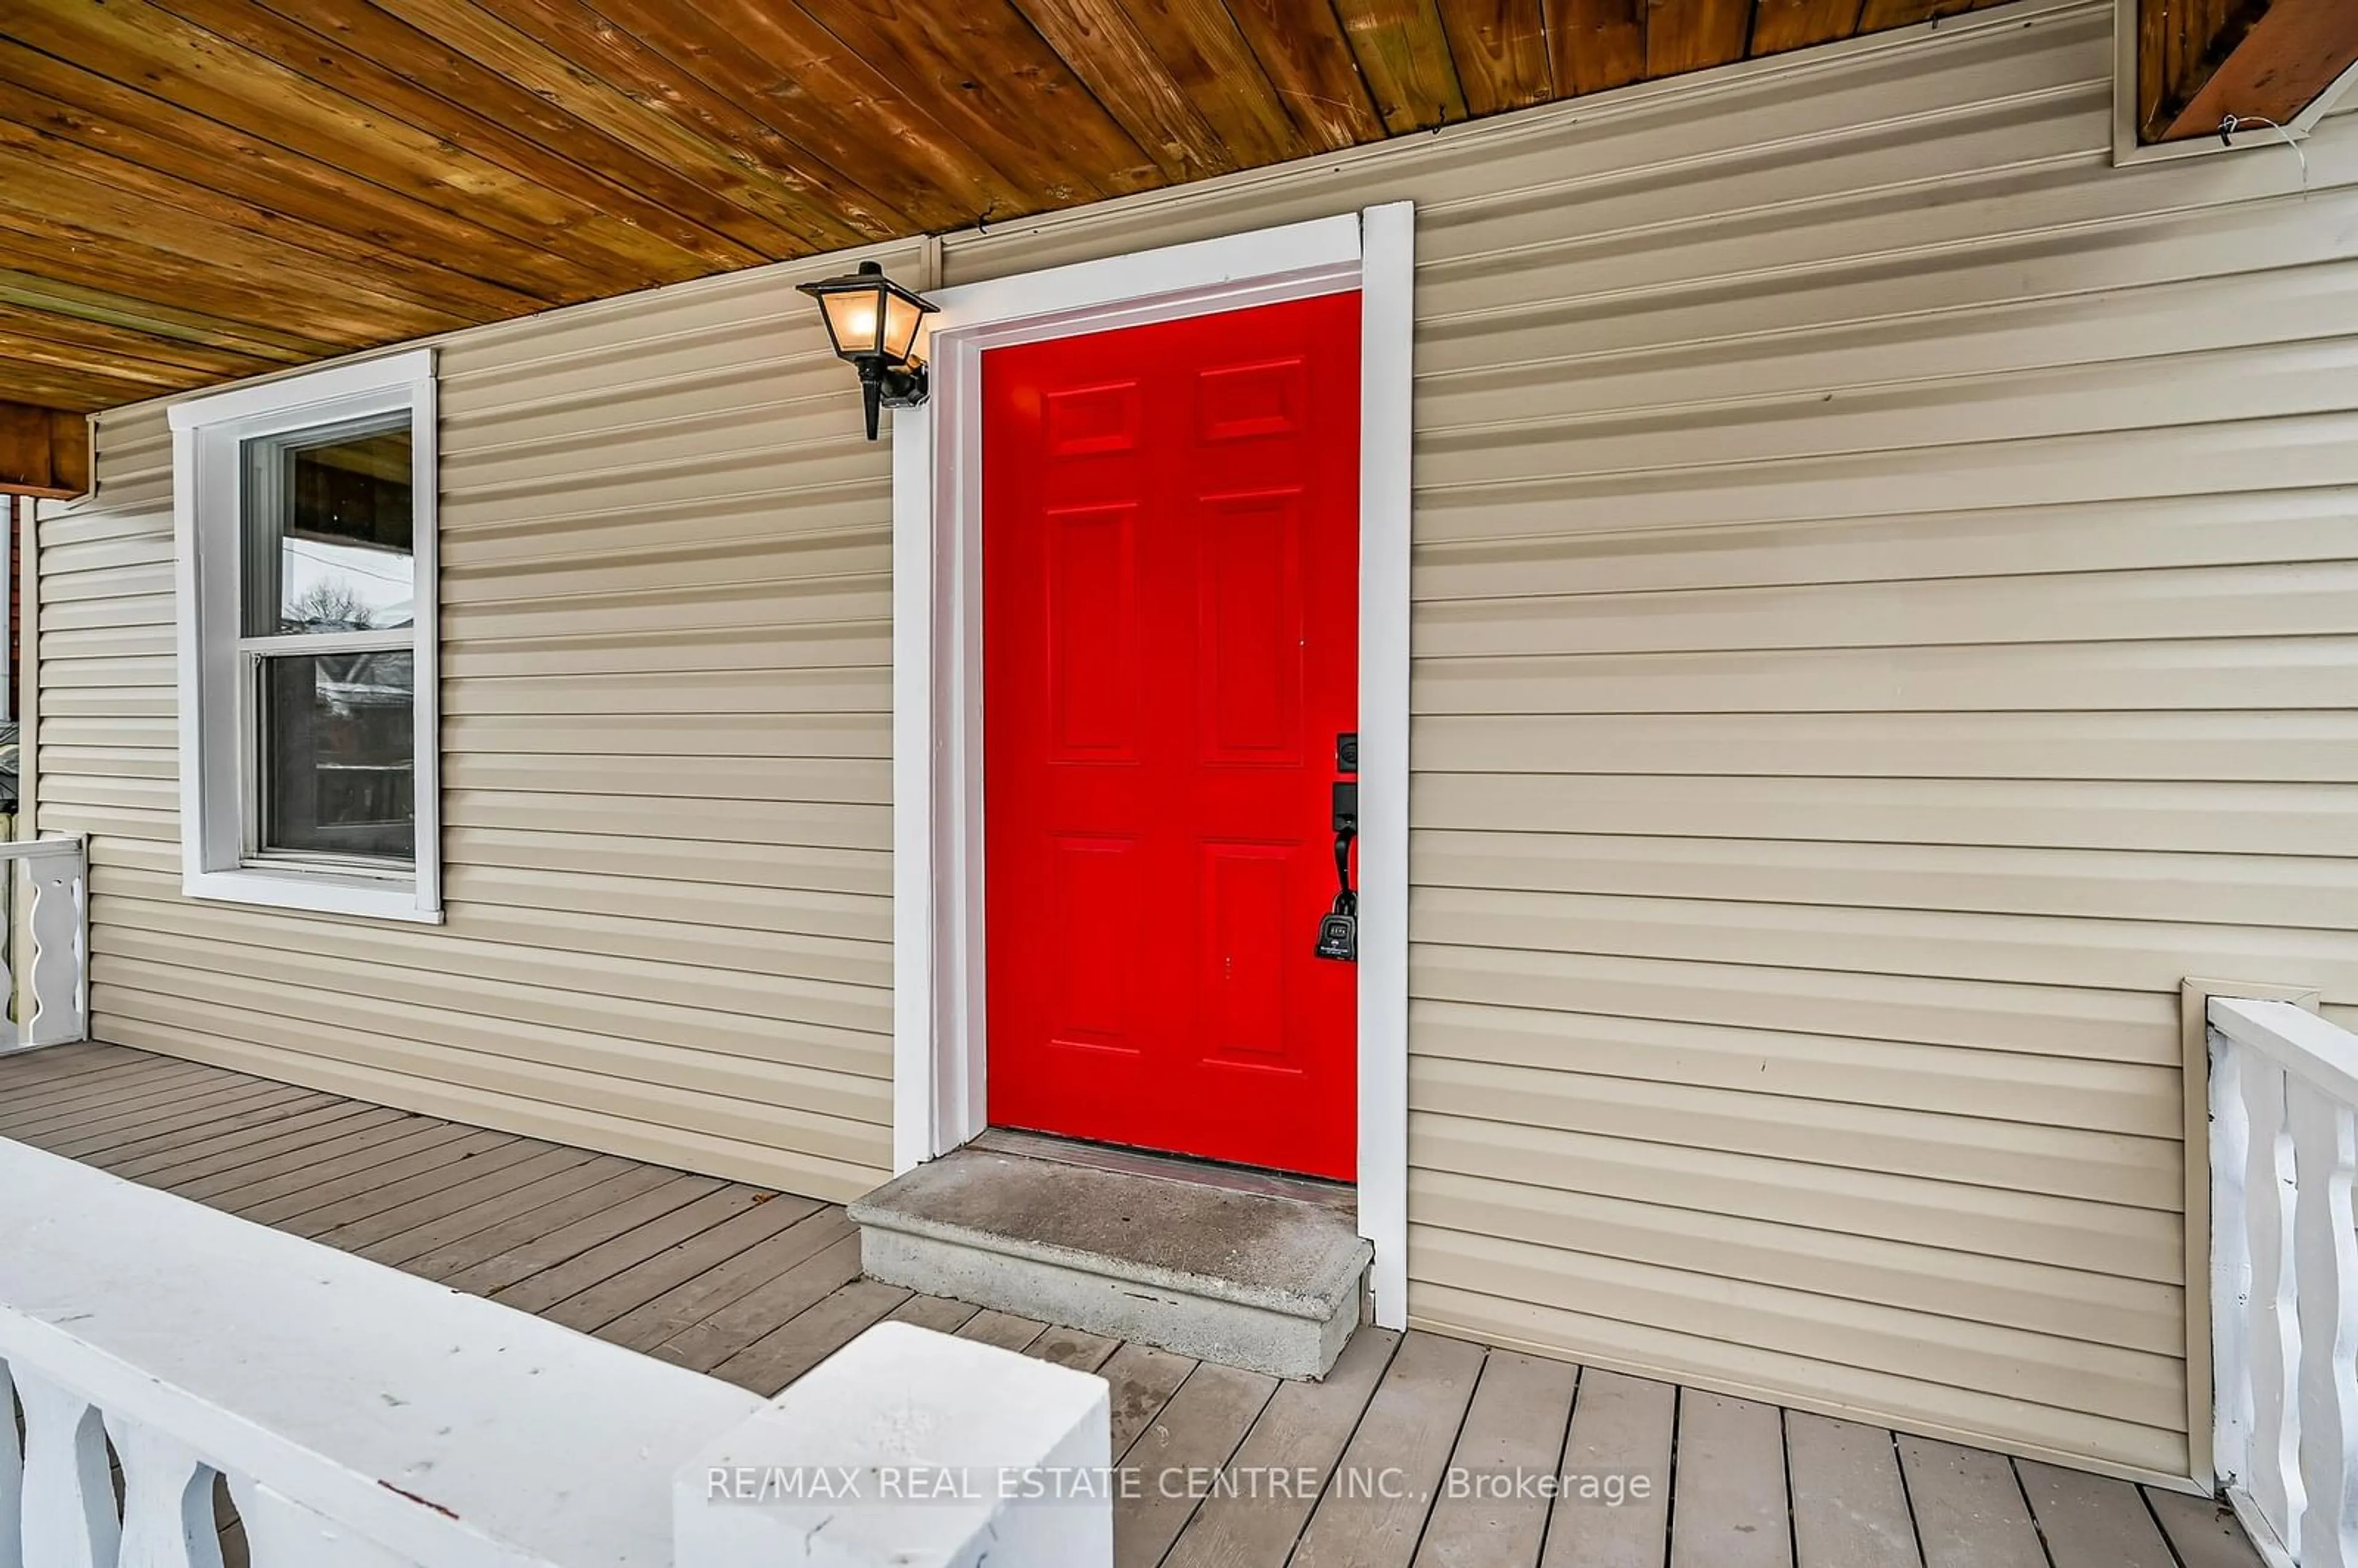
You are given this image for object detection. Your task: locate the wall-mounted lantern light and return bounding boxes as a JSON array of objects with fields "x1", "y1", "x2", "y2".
[{"x1": 798, "y1": 260, "x2": 940, "y2": 441}]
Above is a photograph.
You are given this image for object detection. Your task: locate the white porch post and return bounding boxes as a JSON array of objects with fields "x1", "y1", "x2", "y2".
[{"x1": 674, "y1": 1321, "x2": 1112, "y2": 1568}]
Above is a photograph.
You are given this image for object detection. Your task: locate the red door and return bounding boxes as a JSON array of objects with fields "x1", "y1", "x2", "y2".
[{"x1": 983, "y1": 293, "x2": 1360, "y2": 1181}]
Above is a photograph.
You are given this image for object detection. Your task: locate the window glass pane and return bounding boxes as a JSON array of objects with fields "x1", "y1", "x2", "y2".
[
  {"x1": 241, "y1": 417, "x2": 414, "y2": 637},
  {"x1": 257, "y1": 651, "x2": 414, "y2": 863}
]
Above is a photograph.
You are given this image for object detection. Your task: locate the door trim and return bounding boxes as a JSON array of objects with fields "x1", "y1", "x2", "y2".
[{"x1": 890, "y1": 206, "x2": 1414, "y2": 1330}]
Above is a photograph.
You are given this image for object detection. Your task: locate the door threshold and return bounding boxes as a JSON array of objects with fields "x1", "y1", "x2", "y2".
[{"x1": 970, "y1": 1127, "x2": 1356, "y2": 1217}]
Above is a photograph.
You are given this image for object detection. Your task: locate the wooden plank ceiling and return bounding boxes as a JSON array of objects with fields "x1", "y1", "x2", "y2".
[
  {"x1": 1, "y1": 0, "x2": 2014, "y2": 429},
  {"x1": 2138, "y1": 0, "x2": 2358, "y2": 143}
]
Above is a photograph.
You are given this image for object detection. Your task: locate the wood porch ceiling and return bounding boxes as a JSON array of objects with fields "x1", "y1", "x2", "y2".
[{"x1": 0, "y1": 0, "x2": 2014, "y2": 421}]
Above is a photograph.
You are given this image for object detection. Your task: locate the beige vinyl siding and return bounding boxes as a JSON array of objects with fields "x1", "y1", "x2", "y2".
[
  {"x1": 33, "y1": 0, "x2": 2358, "y2": 1481},
  {"x1": 929, "y1": 0, "x2": 2355, "y2": 1481},
  {"x1": 37, "y1": 247, "x2": 922, "y2": 1202}
]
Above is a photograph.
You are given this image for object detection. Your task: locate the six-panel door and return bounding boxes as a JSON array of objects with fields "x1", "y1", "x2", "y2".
[{"x1": 981, "y1": 293, "x2": 1362, "y2": 1180}]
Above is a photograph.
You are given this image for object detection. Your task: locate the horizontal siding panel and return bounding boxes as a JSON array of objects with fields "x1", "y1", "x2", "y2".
[
  {"x1": 1413, "y1": 1112, "x2": 2182, "y2": 1283},
  {"x1": 1422, "y1": 265, "x2": 2358, "y2": 431},
  {"x1": 1416, "y1": 413, "x2": 2358, "y2": 542},
  {"x1": 1415, "y1": 885, "x2": 2358, "y2": 996},
  {"x1": 441, "y1": 529, "x2": 889, "y2": 604},
  {"x1": 1411, "y1": 944, "x2": 2179, "y2": 1063},
  {"x1": 442, "y1": 712, "x2": 889, "y2": 760},
  {"x1": 440, "y1": 863, "x2": 890, "y2": 944},
  {"x1": 1417, "y1": 562, "x2": 2358, "y2": 656},
  {"x1": 1412, "y1": 1056, "x2": 2180, "y2": 1209},
  {"x1": 1411, "y1": 711, "x2": 2358, "y2": 782},
  {"x1": 1415, "y1": 830, "x2": 2358, "y2": 931},
  {"x1": 1411, "y1": 1169, "x2": 2182, "y2": 1354},
  {"x1": 1412, "y1": 491, "x2": 2358, "y2": 600},
  {"x1": 444, "y1": 828, "x2": 889, "y2": 896},
  {"x1": 1411, "y1": 640, "x2": 2358, "y2": 714},
  {"x1": 438, "y1": 493, "x2": 889, "y2": 567},
  {"x1": 95, "y1": 955, "x2": 889, "y2": 1136},
  {"x1": 443, "y1": 754, "x2": 889, "y2": 805},
  {"x1": 88, "y1": 875, "x2": 890, "y2": 1035},
  {"x1": 442, "y1": 668, "x2": 887, "y2": 717},
  {"x1": 1412, "y1": 998, "x2": 2178, "y2": 1135},
  {"x1": 440, "y1": 624, "x2": 892, "y2": 679},
  {"x1": 1415, "y1": 774, "x2": 2358, "y2": 858},
  {"x1": 442, "y1": 791, "x2": 891, "y2": 853}
]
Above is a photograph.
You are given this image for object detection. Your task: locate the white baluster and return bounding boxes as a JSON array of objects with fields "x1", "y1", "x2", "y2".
[
  {"x1": 2212, "y1": 1028, "x2": 2255, "y2": 1491},
  {"x1": 2289, "y1": 1086, "x2": 2358, "y2": 1568},
  {"x1": 2244, "y1": 1056, "x2": 2307, "y2": 1551},
  {"x1": 110, "y1": 1420, "x2": 223, "y2": 1568},
  {"x1": 14, "y1": 1369, "x2": 120, "y2": 1568},
  {"x1": 227, "y1": 1477, "x2": 423, "y2": 1568},
  {"x1": 1, "y1": 1360, "x2": 25, "y2": 1568},
  {"x1": 24, "y1": 854, "x2": 85, "y2": 1047}
]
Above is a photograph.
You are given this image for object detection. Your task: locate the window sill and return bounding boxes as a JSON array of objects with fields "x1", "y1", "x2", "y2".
[{"x1": 182, "y1": 867, "x2": 443, "y2": 924}]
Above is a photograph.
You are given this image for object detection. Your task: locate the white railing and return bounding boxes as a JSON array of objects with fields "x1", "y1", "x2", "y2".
[
  {"x1": 0, "y1": 836, "x2": 87, "y2": 1054},
  {"x1": 2209, "y1": 995, "x2": 2358, "y2": 1568},
  {"x1": 0, "y1": 1135, "x2": 1111, "y2": 1568}
]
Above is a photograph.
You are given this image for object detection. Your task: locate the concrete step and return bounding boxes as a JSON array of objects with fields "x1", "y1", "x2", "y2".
[{"x1": 847, "y1": 1148, "x2": 1371, "y2": 1380}]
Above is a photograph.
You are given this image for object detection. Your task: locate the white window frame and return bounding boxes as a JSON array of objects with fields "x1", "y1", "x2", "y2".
[{"x1": 169, "y1": 349, "x2": 442, "y2": 923}]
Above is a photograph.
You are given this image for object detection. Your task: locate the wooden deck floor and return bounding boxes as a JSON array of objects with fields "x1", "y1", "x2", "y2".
[{"x1": 1, "y1": 1042, "x2": 2260, "y2": 1568}]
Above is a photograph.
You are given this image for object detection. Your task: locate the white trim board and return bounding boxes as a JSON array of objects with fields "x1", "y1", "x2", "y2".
[{"x1": 889, "y1": 206, "x2": 1415, "y2": 1331}]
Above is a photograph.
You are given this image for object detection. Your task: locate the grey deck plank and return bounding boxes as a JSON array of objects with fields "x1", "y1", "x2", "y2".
[
  {"x1": 422, "y1": 1171, "x2": 725, "y2": 1292},
  {"x1": 3, "y1": 1067, "x2": 269, "y2": 1140},
  {"x1": 478, "y1": 1184, "x2": 776, "y2": 1314},
  {"x1": 649, "y1": 1226, "x2": 865, "y2": 1373},
  {"x1": 226, "y1": 1126, "x2": 512, "y2": 1222},
  {"x1": 1541, "y1": 1368, "x2": 1675, "y2": 1568},
  {"x1": 887, "y1": 1294, "x2": 984, "y2": 1336},
  {"x1": 542, "y1": 1192, "x2": 823, "y2": 1335},
  {"x1": 2145, "y1": 1489, "x2": 2267, "y2": 1568},
  {"x1": 713, "y1": 1277, "x2": 914, "y2": 1395},
  {"x1": 376, "y1": 1161, "x2": 680, "y2": 1272},
  {"x1": 309, "y1": 1145, "x2": 605, "y2": 1252},
  {"x1": 1414, "y1": 1350, "x2": 1578, "y2": 1568},
  {"x1": 0, "y1": 1043, "x2": 142, "y2": 1096},
  {"x1": 1029, "y1": 1324, "x2": 1123, "y2": 1375},
  {"x1": 144, "y1": 1106, "x2": 423, "y2": 1195},
  {"x1": 0, "y1": 1049, "x2": 208, "y2": 1104},
  {"x1": 1163, "y1": 1325, "x2": 1401, "y2": 1568},
  {"x1": 1893, "y1": 1436, "x2": 2042, "y2": 1568},
  {"x1": 1116, "y1": 1360, "x2": 1278, "y2": 1568},
  {"x1": 39, "y1": 1085, "x2": 330, "y2": 1163},
  {"x1": 96, "y1": 1099, "x2": 387, "y2": 1181},
  {"x1": 593, "y1": 1204, "x2": 849, "y2": 1351},
  {"x1": 1784, "y1": 1414, "x2": 1919, "y2": 1568},
  {"x1": 0, "y1": 1058, "x2": 225, "y2": 1127},
  {"x1": 1291, "y1": 1330, "x2": 1487, "y2": 1568},
  {"x1": 957, "y1": 1308, "x2": 1049, "y2": 1352},
  {"x1": 2017, "y1": 1459, "x2": 2175, "y2": 1568},
  {"x1": 278, "y1": 1135, "x2": 564, "y2": 1238},
  {"x1": 1669, "y1": 1392, "x2": 1792, "y2": 1568},
  {"x1": 1103, "y1": 1342, "x2": 1200, "y2": 1460}
]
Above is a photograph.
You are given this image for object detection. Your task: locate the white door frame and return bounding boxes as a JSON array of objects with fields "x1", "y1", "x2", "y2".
[{"x1": 889, "y1": 204, "x2": 1414, "y2": 1330}]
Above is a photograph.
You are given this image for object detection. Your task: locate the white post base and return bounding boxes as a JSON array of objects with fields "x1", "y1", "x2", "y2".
[{"x1": 674, "y1": 1321, "x2": 1113, "y2": 1568}]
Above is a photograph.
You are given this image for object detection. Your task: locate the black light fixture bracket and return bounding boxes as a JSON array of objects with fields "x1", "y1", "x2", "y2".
[{"x1": 857, "y1": 359, "x2": 930, "y2": 441}]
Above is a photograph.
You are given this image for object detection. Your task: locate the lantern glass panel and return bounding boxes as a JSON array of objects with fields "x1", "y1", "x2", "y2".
[
  {"x1": 881, "y1": 290, "x2": 927, "y2": 364},
  {"x1": 820, "y1": 288, "x2": 888, "y2": 359}
]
